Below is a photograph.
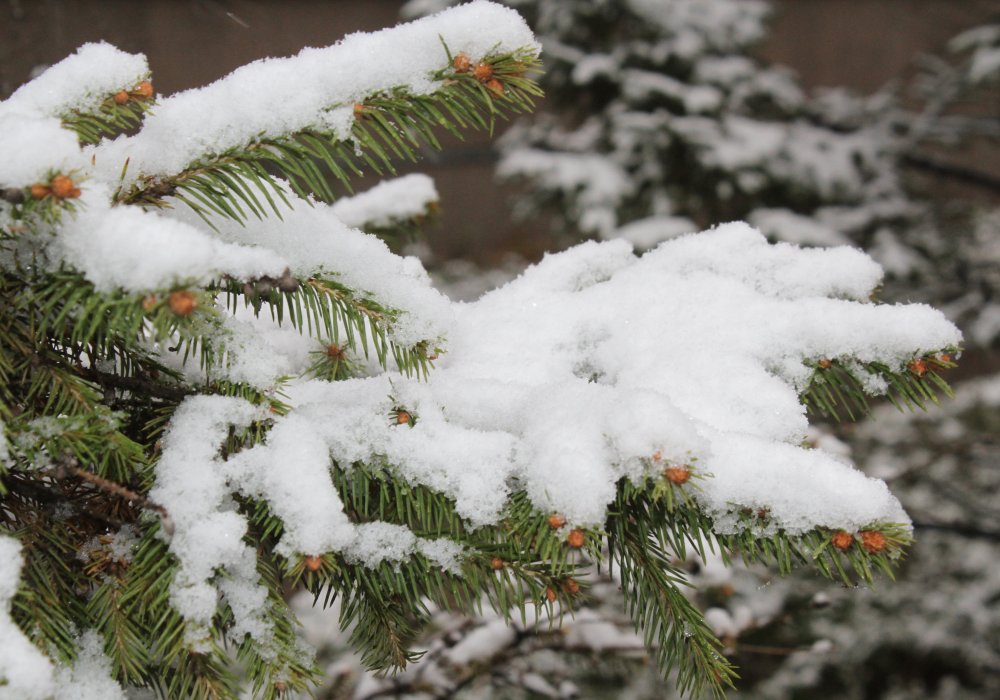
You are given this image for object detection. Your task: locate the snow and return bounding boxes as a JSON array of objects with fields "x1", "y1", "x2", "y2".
[
  {"x1": 1, "y1": 42, "x2": 147, "y2": 118},
  {"x1": 0, "y1": 537, "x2": 55, "y2": 700},
  {"x1": 331, "y1": 174, "x2": 439, "y2": 230},
  {"x1": 153, "y1": 224, "x2": 958, "y2": 547},
  {"x1": 89, "y1": 1, "x2": 539, "y2": 181},
  {"x1": 52, "y1": 631, "x2": 126, "y2": 700},
  {"x1": 54, "y1": 184, "x2": 288, "y2": 293}
]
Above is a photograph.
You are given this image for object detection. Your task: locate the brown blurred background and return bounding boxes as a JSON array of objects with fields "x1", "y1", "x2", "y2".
[{"x1": 1, "y1": 0, "x2": 996, "y2": 262}]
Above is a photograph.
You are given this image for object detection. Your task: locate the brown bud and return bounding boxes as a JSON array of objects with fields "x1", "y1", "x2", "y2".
[
  {"x1": 831, "y1": 530, "x2": 854, "y2": 551},
  {"x1": 168, "y1": 290, "x2": 197, "y2": 317},
  {"x1": 547, "y1": 513, "x2": 566, "y2": 529},
  {"x1": 860, "y1": 530, "x2": 887, "y2": 554},
  {"x1": 664, "y1": 466, "x2": 691, "y2": 485},
  {"x1": 908, "y1": 358, "x2": 928, "y2": 377},
  {"x1": 566, "y1": 528, "x2": 585, "y2": 548},
  {"x1": 141, "y1": 294, "x2": 158, "y2": 311},
  {"x1": 545, "y1": 586, "x2": 557, "y2": 602},
  {"x1": 395, "y1": 410, "x2": 412, "y2": 425},
  {"x1": 473, "y1": 62, "x2": 493, "y2": 82},
  {"x1": 562, "y1": 578, "x2": 579, "y2": 595},
  {"x1": 30, "y1": 184, "x2": 51, "y2": 199},
  {"x1": 134, "y1": 80, "x2": 154, "y2": 99},
  {"x1": 485, "y1": 78, "x2": 504, "y2": 96},
  {"x1": 51, "y1": 175, "x2": 81, "y2": 199},
  {"x1": 326, "y1": 343, "x2": 344, "y2": 358},
  {"x1": 490, "y1": 557, "x2": 505, "y2": 570},
  {"x1": 113, "y1": 90, "x2": 130, "y2": 105},
  {"x1": 818, "y1": 358, "x2": 833, "y2": 369},
  {"x1": 304, "y1": 555, "x2": 323, "y2": 572},
  {"x1": 452, "y1": 52, "x2": 471, "y2": 73}
]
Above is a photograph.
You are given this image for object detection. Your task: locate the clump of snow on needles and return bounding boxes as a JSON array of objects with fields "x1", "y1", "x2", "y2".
[
  {"x1": 0, "y1": 536, "x2": 55, "y2": 698},
  {"x1": 90, "y1": 1, "x2": 538, "y2": 181}
]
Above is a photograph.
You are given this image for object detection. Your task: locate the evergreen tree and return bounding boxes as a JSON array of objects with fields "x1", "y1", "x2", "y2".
[{"x1": 0, "y1": 2, "x2": 965, "y2": 699}]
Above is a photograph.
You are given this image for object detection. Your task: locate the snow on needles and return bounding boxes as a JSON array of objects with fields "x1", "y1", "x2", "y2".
[
  {"x1": 90, "y1": 1, "x2": 539, "y2": 181},
  {"x1": 153, "y1": 225, "x2": 959, "y2": 594}
]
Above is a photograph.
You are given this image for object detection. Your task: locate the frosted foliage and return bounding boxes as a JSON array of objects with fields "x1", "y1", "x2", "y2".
[
  {"x1": 164, "y1": 182, "x2": 453, "y2": 346},
  {"x1": 0, "y1": 537, "x2": 55, "y2": 700},
  {"x1": 331, "y1": 174, "x2": 439, "y2": 229},
  {"x1": 55, "y1": 185, "x2": 288, "y2": 293},
  {"x1": 91, "y1": 1, "x2": 538, "y2": 180},
  {"x1": 52, "y1": 631, "x2": 126, "y2": 700},
  {"x1": 160, "y1": 225, "x2": 958, "y2": 552},
  {"x1": 2, "y1": 42, "x2": 147, "y2": 118}
]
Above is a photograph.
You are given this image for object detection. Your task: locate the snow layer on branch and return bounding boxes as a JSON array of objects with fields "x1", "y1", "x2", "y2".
[
  {"x1": 1, "y1": 42, "x2": 147, "y2": 118},
  {"x1": 91, "y1": 1, "x2": 538, "y2": 180},
  {"x1": 52, "y1": 631, "x2": 126, "y2": 700},
  {"x1": 54, "y1": 185, "x2": 288, "y2": 292},
  {"x1": 166, "y1": 185, "x2": 453, "y2": 345},
  {"x1": 331, "y1": 174, "x2": 439, "y2": 230},
  {"x1": 0, "y1": 536, "x2": 55, "y2": 699},
  {"x1": 0, "y1": 112, "x2": 83, "y2": 187},
  {"x1": 215, "y1": 224, "x2": 954, "y2": 536}
]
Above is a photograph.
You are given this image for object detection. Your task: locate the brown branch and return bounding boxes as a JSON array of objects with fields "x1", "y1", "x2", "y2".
[{"x1": 49, "y1": 455, "x2": 174, "y2": 535}]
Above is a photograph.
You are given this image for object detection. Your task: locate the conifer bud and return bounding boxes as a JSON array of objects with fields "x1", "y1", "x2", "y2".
[
  {"x1": 566, "y1": 528, "x2": 585, "y2": 548},
  {"x1": 50, "y1": 175, "x2": 81, "y2": 199},
  {"x1": 29, "y1": 184, "x2": 50, "y2": 199},
  {"x1": 486, "y1": 78, "x2": 504, "y2": 96},
  {"x1": 908, "y1": 358, "x2": 928, "y2": 376},
  {"x1": 304, "y1": 555, "x2": 323, "y2": 572},
  {"x1": 545, "y1": 586, "x2": 557, "y2": 602},
  {"x1": 168, "y1": 290, "x2": 197, "y2": 316},
  {"x1": 562, "y1": 578, "x2": 579, "y2": 595},
  {"x1": 547, "y1": 513, "x2": 566, "y2": 529},
  {"x1": 818, "y1": 358, "x2": 833, "y2": 369},
  {"x1": 664, "y1": 466, "x2": 691, "y2": 485},
  {"x1": 860, "y1": 530, "x2": 887, "y2": 554},
  {"x1": 473, "y1": 62, "x2": 493, "y2": 82},
  {"x1": 452, "y1": 52, "x2": 471, "y2": 73},
  {"x1": 831, "y1": 530, "x2": 854, "y2": 551},
  {"x1": 395, "y1": 410, "x2": 412, "y2": 425},
  {"x1": 490, "y1": 557, "x2": 505, "y2": 570},
  {"x1": 135, "y1": 80, "x2": 155, "y2": 98},
  {"x1": 113, "y1": 90, "x2": 130, "y2": 105}
]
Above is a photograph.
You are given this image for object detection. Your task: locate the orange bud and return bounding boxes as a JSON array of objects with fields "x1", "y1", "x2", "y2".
[
  {"x1": 395, "y1": 410, "x2": 412, "y2": 425},
  {"x1": 545, "y1": 586, "x2": 557, "y2": 602},
  {"x1": 818, "y1": 358, "x2": 833, "y2": 369},
  {"x1": 908, "y1": 358, "x2": 928, "y2": 377},
  {"x1": 113, "y1": 90, "x2": 130, "y2": 105},
  {"x1": 51, "y1": 175, "x2": 80, "y2": 199},
  {"x1": 29, "y1": 184, "x2": 51, "y2": 199},
  {"x1": 860, "y1": 530, "x2": 887, "y2": 554},
  {"x1": 485, "y1": 78, "x2": 504, "y2": 96},
  {"x1": 168, "y1": 290, "x2": 197, "y2": 317},
  {"x1": 452, "y1": 52, "x2": 471, "y2": 73},
  {"x1": 664, "y1": 466, "x2": 691, "y2": 485},
  {"x1": 566, "y1": 528, "x2": 585, "y2": 548},
  {"x1": 473, "y1": 62, "x2": 493, "y2": 82},
  {"x1": 547, "y1": 513, "x2": 566, "y2": 529},
  {"x1": 490, "y1": 557, "x2": 505, "y2": 570},
  {"x1": 135, "y1": 80, "x2": 154, "y2": 99},
  {"x1": 304, "y1": 555, "x2": 322, "y2": 572},
  {"x1": 562, "y1": 578, "x2": 579, "y2": 595},
  {"x1": 141, "y1": 294, "x2": 158, "y2": 311},
  {"x1": 831, "y1": 530, "x2": 854, "y2": 551}
]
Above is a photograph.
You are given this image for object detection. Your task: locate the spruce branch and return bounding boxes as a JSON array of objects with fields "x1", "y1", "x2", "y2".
[
  {"x1": 116, "y1": 50, "x2": 542, "y2": 227},
  {"x1": 61, "y1": 78, "x2": 156, "y2": 146}
]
